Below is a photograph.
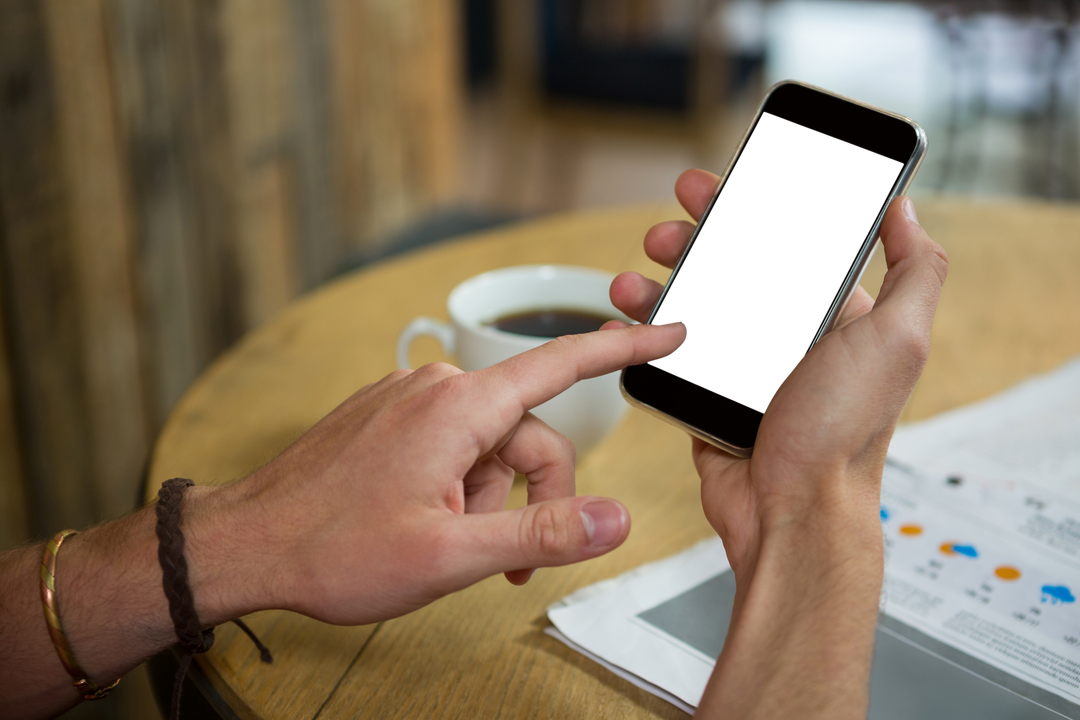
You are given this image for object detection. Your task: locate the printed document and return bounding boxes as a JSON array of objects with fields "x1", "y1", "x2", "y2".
[{"x1": 548, "y1": 359, "x2": 1080, "y2": 718}]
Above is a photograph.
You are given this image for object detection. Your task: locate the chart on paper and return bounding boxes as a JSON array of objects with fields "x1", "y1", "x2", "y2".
[
  {"x1": 547, "y1": 360, "x2": 1080, "y2": 717},
  {"x1": 882, "y1": 463, "x2": 1080, "y2": 705}
]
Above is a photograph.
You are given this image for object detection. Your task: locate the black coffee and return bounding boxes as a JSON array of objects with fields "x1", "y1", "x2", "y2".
[{"x1": 488, "y1": 309, "x2": 615, "y2": 338}]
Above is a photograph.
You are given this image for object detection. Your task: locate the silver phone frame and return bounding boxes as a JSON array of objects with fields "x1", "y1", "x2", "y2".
[{"x1": 620, "y1": 79, "x2": 928, "y2": 458}]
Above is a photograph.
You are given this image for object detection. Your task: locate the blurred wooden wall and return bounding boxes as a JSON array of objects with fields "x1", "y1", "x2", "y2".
[{"x1": 0, "y1": 0, "x2": 462, "y2": 543}]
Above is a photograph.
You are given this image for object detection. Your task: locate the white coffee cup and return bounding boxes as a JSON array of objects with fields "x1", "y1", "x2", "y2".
[{"x1": 396, "y1": 265, "x2": 632, "y2": 456}]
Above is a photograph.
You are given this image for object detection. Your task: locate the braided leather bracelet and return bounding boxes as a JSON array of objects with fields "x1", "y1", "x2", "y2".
[
  {"x1": 39, "y1": 530, "x2": 122, "y2": 700},
  {"x1": 156, "y1": 478, "x2": 272, "y2": 720}
]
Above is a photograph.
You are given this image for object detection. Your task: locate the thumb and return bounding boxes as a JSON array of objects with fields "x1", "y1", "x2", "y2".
[{"x1": 453, "y1": 496, "x2": 630, "y2": 584}]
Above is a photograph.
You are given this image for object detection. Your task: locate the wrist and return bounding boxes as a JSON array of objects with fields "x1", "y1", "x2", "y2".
[
  {"x1": 11, "y1": 477, "x2": 290, "y2": 710},
  {"x1": 703, "y1": 486, "x2": 884, "y2": 720},
  {"x1": 733, "y1": 464, "x2": 885, "y2": 596},
  {"x1": 746, "y1": 509, "x2": 884, "y2": 598},
  {"x1": 180, "y1": 478, "x2": 294, "y2": 625},
  {"x1": 727, "y1": 475, "x2": 885, "y2": 664},
  {"x1": 58, "y1": 508, "x2": 172, "y2": 684}
]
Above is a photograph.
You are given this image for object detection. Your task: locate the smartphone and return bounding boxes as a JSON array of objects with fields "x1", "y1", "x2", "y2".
[{"x1": 620, "y1": 80, "x2": 927, "y2": 457}]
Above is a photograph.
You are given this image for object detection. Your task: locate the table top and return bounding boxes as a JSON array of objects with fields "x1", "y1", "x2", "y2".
[{"x1": 146, "y1": 198, "x2": 1080, "y2": 719}]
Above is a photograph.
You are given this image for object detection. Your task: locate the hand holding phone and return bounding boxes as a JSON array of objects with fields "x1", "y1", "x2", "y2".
[
  {"x1": 609, "y1": 174, "x2": 948, "y2": 720},
  {"x1": 610, "y1": 170, "x2": 947, "y2": 551},
  {"x1": 620, "y1": 81, "x2": 927, "y2": 456}
]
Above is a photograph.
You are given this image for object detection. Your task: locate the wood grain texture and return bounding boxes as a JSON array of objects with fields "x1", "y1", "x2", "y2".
[
  {"x1": 1, "y1": 0, "x2": 464, "y2": 538},
  {"x1": 43, "y1": 0, "x2": 150, "y2": 522},
  {"x1": 180, "y1": 0, "x2": 248, "y2": 351},
  {"x1": 145, "y1": 199, "x2": 1080, "y2": 718},
  {"x1": 328, "y1": 0, "x2": 463, "y2": 254},
  {"x1": 0, "y1": 272, "x2": 28, "y2": 545},
  {"x1": 899, "y1": 199, "x2": 1080, "y2": 421},
  {"x1": 103, "y1": 0, "x2": 463, "y2": 425},
  {"x1": 106, "y1": 0, "x2": 222, "y2": 423},
  {"x1": 220, "y1": 0, "x2": 301, "y2": 329},
  {"x1": 0, "y1": 0, "x2": 99, "y2": 534},
  {"x1": 194, "y1": 612, "x2": 379, "y2": 720},
  {"x1": 283, "y1": 0, "x2": 342, "y2": 290}
]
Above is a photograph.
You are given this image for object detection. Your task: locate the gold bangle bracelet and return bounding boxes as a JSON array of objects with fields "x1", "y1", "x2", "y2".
[{"x1": 40, "y1": 529, "x2": 121, "y2": 701}]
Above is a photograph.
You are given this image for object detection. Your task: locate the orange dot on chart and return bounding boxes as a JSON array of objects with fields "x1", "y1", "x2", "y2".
[
  {"x1": 995, "y1": 566, "x2": 1022, "y2": 581},
  {"x1": 899, "y1": 524, "x2": 923, "y2": 536},
  {"x1": 940, "y1": 543, "x2": 956, "y2": 555}
]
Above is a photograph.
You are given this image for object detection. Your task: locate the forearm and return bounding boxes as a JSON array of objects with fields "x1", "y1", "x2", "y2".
[
  {"x1": 0, "y1": 508, "x2": 174, "y2": 717},
  {"x1": 0, "y1": 484, "x2": 272, "y2": 719},
  {"x1": 698, "y1": 501, "x2": 884, "y2": 720}
]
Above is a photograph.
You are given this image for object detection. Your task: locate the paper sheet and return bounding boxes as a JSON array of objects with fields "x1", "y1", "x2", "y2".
[
  {"x1": 547, "y1": 538, "x2": 729, "y2": 707},
  {"x1": 889, "y1": 358, "x2": 1080, "y2": 502},
  {"x1": 881, "y1": 358, "x2": 1080, "y2": 709},
  {"x1": 547, "y1": 358, "x2": 1080, "y2": 717},
  {"x1": 880, "y1": 462, "x2": 1080, "y2": 711}
]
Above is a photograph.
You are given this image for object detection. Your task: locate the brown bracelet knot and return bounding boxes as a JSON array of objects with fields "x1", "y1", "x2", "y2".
[
  {"x1": 155, "y1": 478, "x2": 271, "y2": 720},
  {"x1": 155, "y1": 478, "x2": 215, "y2": 655}
]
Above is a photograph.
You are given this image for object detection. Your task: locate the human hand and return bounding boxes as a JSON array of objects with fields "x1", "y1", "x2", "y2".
[
  {"x1": 0, "y1": 307, "x2": 682, "y2": 719},
  {"x1": 193, "y1": 322, "x2": 685, "y2": 628},
  {"x1": 611, "y1": 170, "x2": 946, "y2": 718},
  {"x1": 608, "y1": 169, "x2": 948, "y2": 580}
]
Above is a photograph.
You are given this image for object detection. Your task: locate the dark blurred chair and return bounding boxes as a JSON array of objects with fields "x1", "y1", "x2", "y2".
[{"x1": 935, "y1": 0, "x2": 1078, "y2": 198}]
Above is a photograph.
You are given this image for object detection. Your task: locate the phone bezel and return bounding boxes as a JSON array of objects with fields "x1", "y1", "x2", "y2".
[{"x1": 620, "y1": 80, "x2": 928, "y2": 457}]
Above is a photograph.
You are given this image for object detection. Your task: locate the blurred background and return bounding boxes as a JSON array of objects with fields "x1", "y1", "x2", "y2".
[{"x1": 0, "y1": 0, "x2": 1077, "y2": 717}]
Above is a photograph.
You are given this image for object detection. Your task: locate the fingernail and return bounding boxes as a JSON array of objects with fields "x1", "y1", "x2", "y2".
[
  {"x1": 902, "y1": 197, "x2": 920, "y2": 226},
  {"x1": 581, "y1": 501, "x2": 626, "y2": 547},
  {"x1": 648, "y1": 319, "x2": 691, "y2": 362}
]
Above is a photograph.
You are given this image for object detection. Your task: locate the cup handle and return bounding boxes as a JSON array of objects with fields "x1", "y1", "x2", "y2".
[{"x1": 397, "y1": 317, "x2": 456, "y2": 370}]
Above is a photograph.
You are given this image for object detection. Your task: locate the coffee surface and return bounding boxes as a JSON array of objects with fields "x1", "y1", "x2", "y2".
[{"x1": 487, "y1": 309, "x2": 614, "y2": 338}]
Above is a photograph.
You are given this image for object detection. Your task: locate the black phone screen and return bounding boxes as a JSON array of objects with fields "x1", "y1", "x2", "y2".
[{"x1": 649, "y1": 112, "x2": 902, "y2": 412}]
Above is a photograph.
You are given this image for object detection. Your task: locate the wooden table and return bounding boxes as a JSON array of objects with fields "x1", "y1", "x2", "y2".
[{"x1": 145, "y1": 199, "x2": 1080, "y2": 719}]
